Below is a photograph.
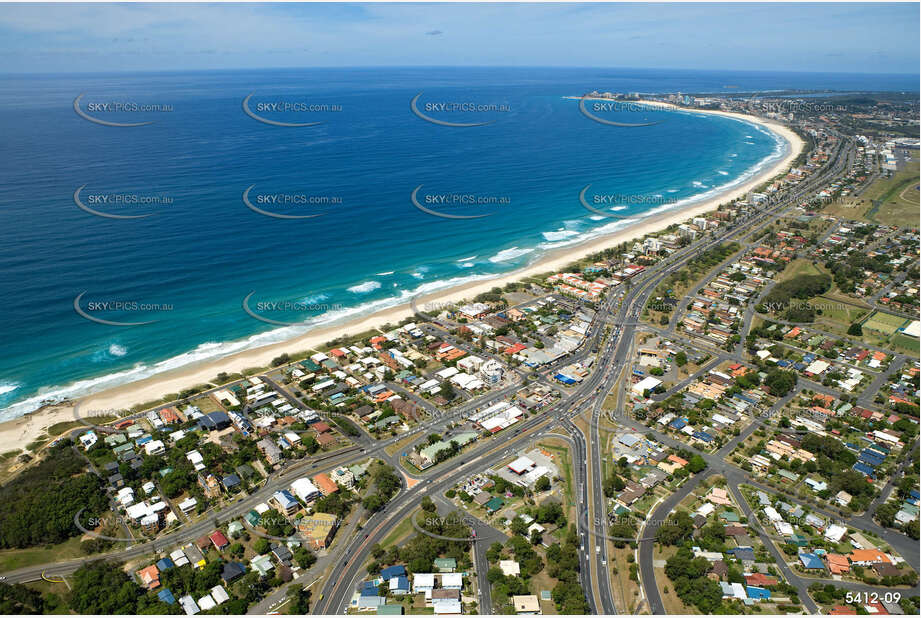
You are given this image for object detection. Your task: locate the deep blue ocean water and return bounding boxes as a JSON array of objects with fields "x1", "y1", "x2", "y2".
[{"x1": 0, "y1": 67, "x2": 916, "y2": 419}]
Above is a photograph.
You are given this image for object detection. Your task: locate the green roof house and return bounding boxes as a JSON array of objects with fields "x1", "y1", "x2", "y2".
[
  {"x1": 719, "y1": 510, "x2": 740, "y2": 523},
  {"x1": 244, "y1": 510, "x2": 261, "y2": 527},
  {"x1": 434, "y1": 558, "x2": 456, "y2": 573},
  {"x1": 485, "y1": 496, "x2": 505, "y2": 513}
]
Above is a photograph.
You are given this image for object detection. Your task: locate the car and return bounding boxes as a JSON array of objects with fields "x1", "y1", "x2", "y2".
[{"x1": 595, "y1": 546, "x2": 601, "y2": 554}]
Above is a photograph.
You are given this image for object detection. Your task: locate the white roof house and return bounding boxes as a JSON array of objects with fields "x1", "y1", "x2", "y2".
[
  {"x1": 178, "y1": 595, "x2": 200, "y2": 615},
  {"x1": 144, "y1": 440, "x2": 165, "y2": 456},
  {"x1": 413, "y1": 573, "x2": 435, "y2": 593},
  {"x1": 197, "y1": 595, "x2": 216, "y2": 612},
  {"x1": 178, "y1": 497, "x2": 198, "y2": 514},
  {"x1": 291, "y1": 478, "x2": 320, "y2": 502},
  {"x1": 632, "y1": 376, "x2": 662, "y2": 394},
  {"x1": 508, "y1": 457, "x2": 536, "y2": 475},
  {"x1": 170, "y1": 548, "x2": 190, "y2": 567},
  {"x1": 79, "y1": 431, "x2": 98, "y2": 449},
  {"x1": 499, "y1": 560, "x2": 521, "y2": 577},
  {"x1": 825, "y1": 524, "x2": 847, "y2": 543},
  {"x1": 441, "y1": 573, "x2": 463, "y2": 589},
  {"x1": 210, "y1": 585, "x2": 230, "y2": 605}
]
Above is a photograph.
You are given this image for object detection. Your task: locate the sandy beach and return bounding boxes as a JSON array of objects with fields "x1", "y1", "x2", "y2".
[{"x1": 0, "y1": 104, "x2": 804, "y2": 456}]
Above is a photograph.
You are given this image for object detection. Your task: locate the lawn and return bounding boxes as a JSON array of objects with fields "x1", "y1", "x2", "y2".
[
  {"x1": 779, "y1": 259, "x2": 824, "y2": 281},
  {"x1": 862, "y1": 310, "x2": 909, "y2": 336},
  {"x1": 609, "y1": 546, "x2": 641, "y2": 613},
  {"x1": 0, "y1": 536, "x2": 86, "y2": 572},
  {"x1": 379, "y1": 508, "x2": 417, "y2": 548},
  {"x1": 190, "y1": 395, "x2": 224, "y2": 413},
  {"x1": 384, "y1": 432, "x2": 421, "y2": 457},
  {"x1": 890, "y1": 333, "x2": 920, "y2": 357},
  {"x1": 865, "y1": 161, "x2": 921, "y2": 227},
  {"x1": 826, "y1": 161, "x2": 920, "y2": 227},
  {"x1": 652, "y1": 545, "x2": 695, "y2": 614},
  {"x1": 812, "y1": 295, "x2": 871, "y2": 331},
  {"x1": 538, "y1": 439, "x2": 575, "y2": 508}
]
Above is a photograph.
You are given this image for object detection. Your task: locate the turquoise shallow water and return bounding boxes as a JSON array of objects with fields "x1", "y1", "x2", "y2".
[{"x1": 0, "y1": 67, "x2": 911, "y2": 418}]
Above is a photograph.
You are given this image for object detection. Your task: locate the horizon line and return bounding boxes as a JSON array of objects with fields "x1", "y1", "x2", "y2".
[{"x1": 0, "y1": 65, "x2": 919, "y2": 80}]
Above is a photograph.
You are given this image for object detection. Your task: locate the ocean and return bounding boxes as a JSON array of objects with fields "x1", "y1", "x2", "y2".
[{"x1": 0, "y1": 67, "x2": 916, "y2": 419}]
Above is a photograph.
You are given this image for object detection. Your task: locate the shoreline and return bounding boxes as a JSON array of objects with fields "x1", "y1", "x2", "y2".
[{"x1": 0, "y1": 104, "x2": 804, "y2": 456}]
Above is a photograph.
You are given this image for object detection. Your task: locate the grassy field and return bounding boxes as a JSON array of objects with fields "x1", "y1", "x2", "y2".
[
  {"x1": 853, "y1": 310, "x2": 919, "y2": 357},
  {"x1": 538, "y1": 439, "x2": 575, "y2": 509},
  {"x1": 812, "y1": 295, "x2": 872, "y2": 331},
  {"x1": 384, "y1": 431, "x2": 425, "y2": 457},
  {"x1": 890, "y1": 333, "x2": 920, "y2": 356},
  {"x1": 378, "y1": 508, "x2": 417, "y2": 548},
  {"x1": 780, "y1": 259, "x2": 824, "y2": 281},
  {"x1": 825, "y1": 161, "x2": 920, "y2": 226},
  {"x1": 190, "y1": 395, "x2": 224, "y2": 413},
  {"x1": 652, "y1": 545, "x2": 694, "y2": 614},
  {"x1": 0, "y1": 537, "x2": 86, "y2": 573},
  {"x1": 609, "y1": 546, "x2": 641, "y2": 613},
  {"x1": 862, "y1": 310, "x2": 910, "y2": 336},
  {"x1": 771, "y1": 259, "x2": 879, "y2": 338},
  {"x1": 865, "y1": 161, "x2": 920, "y2": 227}
]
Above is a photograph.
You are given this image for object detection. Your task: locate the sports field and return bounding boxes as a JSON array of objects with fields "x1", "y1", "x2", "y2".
[{"x1": 862, "y1": 310, "x2": 910, "y2": 336}]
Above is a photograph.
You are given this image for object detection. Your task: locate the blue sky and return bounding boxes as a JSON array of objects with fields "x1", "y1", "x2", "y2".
[{"x1": 0, "y1": 2, "x2": 917, "y2": 74}]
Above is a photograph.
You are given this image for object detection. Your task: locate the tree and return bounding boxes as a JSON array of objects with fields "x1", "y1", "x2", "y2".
[
  {"x1": 0, "y1": 446, "x2": 109, "y2": 549},
  {"x1": 0, "y1": 582, "x2": 45, "y2": 614},
  {"x1": 687, "y1": 455, "x2": 707, "y2": 474},
  {"x1": 294, "y1": 547, "x2": 317, "y2": 569},
  {"x1": 439, "y1": 382, "x2": 456, "y2": 401},
  {"x1": 510, "y1": 517, "x2": 529, "y2": 536},
  {"x1": 675, "y1": 351, "x2": 687, "y2": 367},
  {"x1": 530, "y1": 528, "x2": 543, "y2": 546},
  {"x1": 253, "y1": 537, "x2": 270, "y2": 555},
  {"x1": 535, "y1": 476, "x2": 551, "y2": 492},
  {"x1": 656, "y1": 511, "x2": 694, "y2": 546},
  {"x1": 68, "y1": 561, "x2": 150, "y2": 614},
  {"x1": 288, "y1": 584, "x2": 311, "y2": 613},
  {"x1": 362, "y1": 494, "x2": 385, "y2": 513}
]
